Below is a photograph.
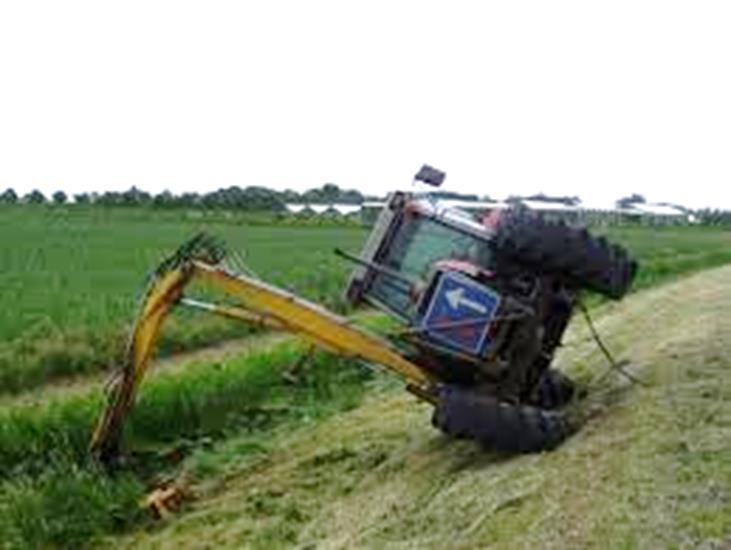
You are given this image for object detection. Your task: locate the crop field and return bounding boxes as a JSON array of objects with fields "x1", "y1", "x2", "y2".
[
  {"x1": 0, "y1": 207, "x2": 366, "y2": 393},
  {"x1": 596, "y1": 223, "x2": 731, "y2": 291},
  {"x1": 1, "y1": 205, "x2": 731, "y2": 547}
]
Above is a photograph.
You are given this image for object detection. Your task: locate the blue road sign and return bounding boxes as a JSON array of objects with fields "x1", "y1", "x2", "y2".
[{"x1": 420, "y1": 271, "x2": 501, "y2": 356}]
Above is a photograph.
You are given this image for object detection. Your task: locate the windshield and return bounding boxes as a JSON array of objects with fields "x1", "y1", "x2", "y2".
[{"x1": 368, "y1": 213, "x2": 493, "y2": 319}]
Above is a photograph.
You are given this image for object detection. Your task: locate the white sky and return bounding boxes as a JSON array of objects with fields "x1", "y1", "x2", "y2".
[{"x1": 1, "y1": 1, "x2": 730, "y2": 209}]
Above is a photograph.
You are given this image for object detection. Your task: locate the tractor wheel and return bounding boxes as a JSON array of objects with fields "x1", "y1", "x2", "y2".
[
  {"x1": 528, "y1": 368, "x2": 576, "y2": 409},
  {"x1": 493, "y1": 209, "x2": 638, "y2": 299},
  {"x1": 432, "y1": 385, "x2": 573, "y2": 453}
]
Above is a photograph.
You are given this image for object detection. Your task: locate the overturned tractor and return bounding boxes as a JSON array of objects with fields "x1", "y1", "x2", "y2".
[{"x1": 91, "y1": 170, "x2": 637, "y2": 462}]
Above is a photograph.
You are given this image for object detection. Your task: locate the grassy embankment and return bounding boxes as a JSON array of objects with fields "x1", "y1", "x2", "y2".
[{"x1": 111, "y1": 263, "x2": 731, "y2": 549}]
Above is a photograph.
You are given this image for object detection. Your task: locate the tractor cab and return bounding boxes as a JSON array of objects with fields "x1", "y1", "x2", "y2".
[{"x1": 345, "y1": 191, "x2": 506, "y2": 360}]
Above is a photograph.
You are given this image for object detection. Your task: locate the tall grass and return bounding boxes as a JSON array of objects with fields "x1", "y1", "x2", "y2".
[
  {"x1": 601, "y1": 225, "x2": 731, "y2": 291},
  {"x1": 0, "y1": 466, "x2": 144, "y2": 549},
  {"x1": 0, "y1": 343, "x2": 372, "y2": 476},
  {"x1": 0, "y1": 206, "x2": 365, "y2": 393},
  {"x1": 0, "y1": 207, "x2": 364, "y2": 341},
  {"x1": 0, "y1": 342, "x2": 373, "y2": 547},
  {"x1": 0, "y1": 313, "x2": 265, "y2": 395}
]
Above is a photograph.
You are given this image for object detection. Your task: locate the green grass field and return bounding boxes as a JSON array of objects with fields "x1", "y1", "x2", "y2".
[
  {"x1": 598, "y1": 224, "x2": 731, "y2": 291},
  {"x1": 0, "y1": 207, "x2": 366, "y2": 392},
  {"x1": 1, "y1": 206, "x2": 731, "y2": 547},
  {"x1": 0, "y1": 206, "x2": 365, "y2": 340}
]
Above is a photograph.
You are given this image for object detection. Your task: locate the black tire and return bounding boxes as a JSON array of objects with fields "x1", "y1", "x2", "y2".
[
  {"x1": 493, "y1": 209, "x2": 638, "y2": 299},
  {"x1": 528, "y1": 368, "x2": 576, "y2": 409},
  {"x1": 432, "y1": 385, "x2": 573, "y2": 453}
]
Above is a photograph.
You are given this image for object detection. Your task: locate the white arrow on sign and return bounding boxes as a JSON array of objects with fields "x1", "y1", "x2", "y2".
[{"x1": 445, "y1": 287, "x2": 488, "y2": 315}]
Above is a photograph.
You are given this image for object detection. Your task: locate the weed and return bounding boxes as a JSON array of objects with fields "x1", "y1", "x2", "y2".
[
  {"x1": 0, "y1": 342, "x2": 374, "y2": 546},
  {"x1": 0, "y1": 465, "x2": 144, "y2": 549}
]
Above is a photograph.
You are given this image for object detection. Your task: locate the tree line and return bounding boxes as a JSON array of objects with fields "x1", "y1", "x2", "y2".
[
  {"x1": 2, "y1": 185, "x2": 730, "y2": 225},
  {"x1": 0, "y1": 183, "x2": 371, "y2": 211},
  {"x1": 692, "y1": 208, "x2": 731, "y2": 225},
  {"x1": 0, "y1": 184, "x2": 490, "y2": 211}
]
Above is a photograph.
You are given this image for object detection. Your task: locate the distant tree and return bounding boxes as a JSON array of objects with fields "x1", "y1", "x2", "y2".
[
  {"x1": 301, "y1": 187, "x2": 325, "y2": 204},
  {"x1": 177, "y1": 192, "x2": 201, "y2": 208},
  {"x1": 205, "y1": 186, "x2": 243, "y2": 209},
  {"x1": 281, "y1": 189, "x2": 302, "y2": 203},
  {"x1": 301, "y1": 183, "x2": 364, "y2": 205},
  {"x1": 152, "y1": 190, "x2": 176, "y2": 208},
  {"x1": 25, "y1": 189, "x2": 46, "y2": 204},
  {"x1": 339, "y1": 189, "x2": 365, "y2": 204},
  {"x1": 52, "y1": 190, "x2": 67, "y2": 204},
  {"x1": 121, "y1": 186, "x2": 151, "y2": 206},
  {"x1": 195, "y1": 183, "x2": 363, "y2": 210},
  {"x1": 198, "y1": 186, "x2": 285, "y2": 211},
  {"x1": 5, "y1": 182, "x2": 378, "y2": 211},
  {"x1": 200, "y1": 189, "x2": 222, "y2": 208},
  {"x1": 321, "y1": 183, "x2": 341, "y2": 202},
  {"x1": 74, "y1": 192, "x2": 91, "y2": 204},
  {"x1": 615, "y1": 194, "x2": 646, "y2": 209},
  {"x1": 695, "y1": 208, "x2": 731, "y2": 226},
  {"x1": 97, "y1": 191, "x2": 124, "y2": 206},
  {"x1": 0, "y1": 188, "x2": 17, "y2": 204},
  {"x1": 241, "y1": 186, "x2": 285, "y2": 211}
]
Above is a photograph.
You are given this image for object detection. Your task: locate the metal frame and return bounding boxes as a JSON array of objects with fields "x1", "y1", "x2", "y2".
[{"x1": 345, "y1": 191, "x2": 497, "y2": 316}]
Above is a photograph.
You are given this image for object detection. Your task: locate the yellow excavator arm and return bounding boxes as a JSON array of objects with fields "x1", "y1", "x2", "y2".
[{"x1": 90, "y1": 234, "x2": 434, "y2": 462}]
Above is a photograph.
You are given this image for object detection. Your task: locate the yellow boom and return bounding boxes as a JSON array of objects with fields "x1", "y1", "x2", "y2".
[{"x1": 90, "y1": 234, "x2": 433, "y2": 461}]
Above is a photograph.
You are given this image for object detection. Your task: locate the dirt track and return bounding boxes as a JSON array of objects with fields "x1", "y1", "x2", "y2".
[
  {"x1": 0, "y1": 333, "x2": 287, "y2": 409},
  {"x1": 113, "y1": 265, "x2": 731, "y2": 548}
]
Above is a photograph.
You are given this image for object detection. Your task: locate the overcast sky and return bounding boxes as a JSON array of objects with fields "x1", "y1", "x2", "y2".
[{"x1": 1, "y1": 1, "x2": 729, "y2": 209}]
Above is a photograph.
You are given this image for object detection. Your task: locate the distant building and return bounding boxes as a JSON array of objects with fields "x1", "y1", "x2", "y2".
[
  {"x1": 330, "y1": 204, "x2": 362, "y2": 216},
  {"x1": 284, "y1": 203, "x2": 309, "y2": 214},
  {"x1": 515, "y1": 199, "x2": 581, "y2": 223},
  {"x1": 287, "y1": 198, "x2": 693, "y2": 227},
  {"x1": 436, "y1": 199, "x2": 507, "y2": 214},
  {"x1": 284, "y1": 203, "x2": 363, "y2": 217},
  {"x1": 621, "y1": 203, "x2": 689, "y2": 225}
]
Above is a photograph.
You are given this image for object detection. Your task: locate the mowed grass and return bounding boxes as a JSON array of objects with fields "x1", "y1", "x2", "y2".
[{"x1": 110, "y1": 264, "x2": 731, "y2": 549}]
